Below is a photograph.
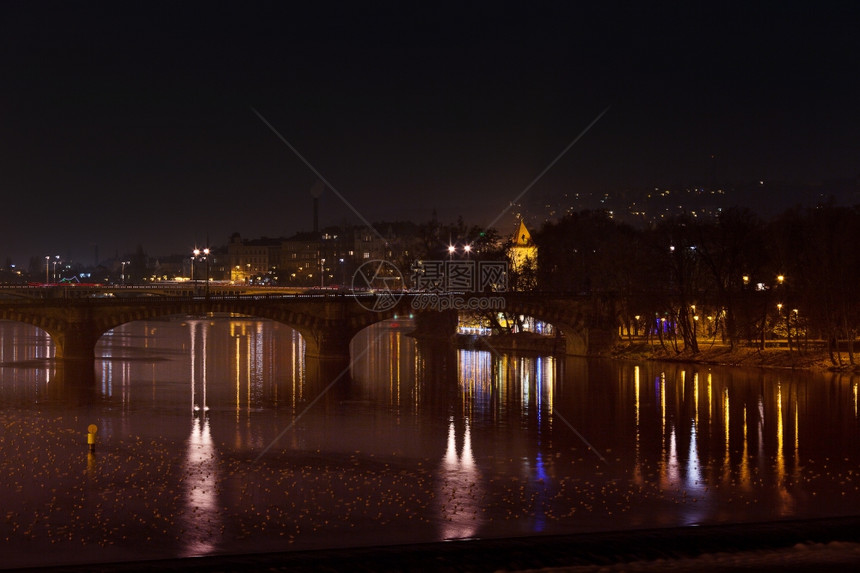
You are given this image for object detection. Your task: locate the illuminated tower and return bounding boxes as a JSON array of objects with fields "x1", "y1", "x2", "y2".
[{"x1": 508, "y1": 219, "x2": 537, "y2": 274}]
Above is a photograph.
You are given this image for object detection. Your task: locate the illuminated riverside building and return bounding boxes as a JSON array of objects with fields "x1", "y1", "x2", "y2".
[
  {"x1": 227, "y1": 233, "x2": 282, "y2": 283},
  {"x1": 225, "y1": 225, "x2": 414, "y2": 286},
  {"x1": 507, "y1": 219, "x2": 537, "y2": 289}
]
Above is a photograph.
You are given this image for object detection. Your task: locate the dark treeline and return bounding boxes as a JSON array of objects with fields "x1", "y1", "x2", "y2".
[{"x1": 533, "y1": 201, "x2": 860, "y2": 366}]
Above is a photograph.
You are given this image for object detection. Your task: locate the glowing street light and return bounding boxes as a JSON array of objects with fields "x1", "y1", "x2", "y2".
[
  {"x1": 192, "y1": 249, "x2": 200, "y2": 287},
  {"x1": 202, "y1": 248, "x2": 210, "y2": 298},
  {"x1": 121, "y1": 260, "x2": 130, "y2": 285},
  {"x1": 51, "y1": 256, "x2": 60, "y2": 282},
  {"x1": 191, "y1": 248, "x2": 210, "y2": 296}
]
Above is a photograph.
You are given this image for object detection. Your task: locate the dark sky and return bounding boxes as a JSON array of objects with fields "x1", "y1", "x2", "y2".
[{"x1": 1, "y1": 1, "x2": 858, "y2": 266}]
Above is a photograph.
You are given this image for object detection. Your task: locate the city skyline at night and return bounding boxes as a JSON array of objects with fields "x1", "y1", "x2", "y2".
[{"x1": 2, "y1": 2, "x2": 858, "y2": 266}]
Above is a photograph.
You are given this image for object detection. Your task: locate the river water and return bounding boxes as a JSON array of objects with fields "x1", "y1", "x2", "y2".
[{"x1": 0, "y1": 315, "x2": 858, "y2": 569}]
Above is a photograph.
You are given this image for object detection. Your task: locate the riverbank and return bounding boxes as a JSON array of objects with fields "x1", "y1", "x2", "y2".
[
  {"x1": 604, "y1": 339, "x2": 859, "y2": 373},
  {"x1": 453, "y1": 332, "x2": 566, "y2": 354},
  {"x1": 454, "y1": 332, "x2": 860, "y2": 374}
]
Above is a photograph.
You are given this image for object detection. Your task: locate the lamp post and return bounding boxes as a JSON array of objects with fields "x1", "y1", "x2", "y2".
[
  {"x1": 191, "y1": 248, "x2": 211, "y2": 297},
  {"x1": 691, "y1": 304, "x2": 697, "y2": 341},
  {"x1": 121, "y1": 260, "x2": 130, "y2": 285},
  {"x1": 45, "y1": 256, "x2": 49, "y2": 284},
  {"x1": 52, "y1": 256, "x2": 60, "y2": 283},
  {"x1": 793, "y1": 308, "x2": 802, "y2": 351},
  {"x1": 202, "y1": 248, "x2": 210, "y2": 299},
  {"x1": 192, "y1": 249, "x2": 200, "y2": 292}
]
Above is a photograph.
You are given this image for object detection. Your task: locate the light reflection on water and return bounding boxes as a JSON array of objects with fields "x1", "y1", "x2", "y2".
[{"x1": 0, "y1": 317, "x2": 859, "y2": 568}]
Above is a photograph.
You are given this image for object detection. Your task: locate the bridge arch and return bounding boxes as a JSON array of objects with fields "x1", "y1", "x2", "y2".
[
  {"x1": 0, "y1": 297, "x2": 415, "y2": 362},
  {"x1": 455, "y1": 294, "x2": 617, "y2": 356},
  {"x1": 0, "y1": 292, "x2": 616, "y2": 362}
]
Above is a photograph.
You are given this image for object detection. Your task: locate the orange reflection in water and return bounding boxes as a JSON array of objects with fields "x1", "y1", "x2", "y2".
[
  {"x1": 182, "y1": 320, "x2": 221, "y2": 557},
  {"x1": 437, "y1": 417, "x2": 482, "y2": 539}
]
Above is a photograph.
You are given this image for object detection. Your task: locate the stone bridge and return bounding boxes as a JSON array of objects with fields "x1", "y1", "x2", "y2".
[{"x1": 0, "y1": 288, "x2": 618, "y2": 363}]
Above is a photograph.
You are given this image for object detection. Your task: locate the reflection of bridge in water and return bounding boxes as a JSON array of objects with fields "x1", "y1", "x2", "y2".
[{"x1": 0, "y1": 286, "x2": 617, "y2": 367}]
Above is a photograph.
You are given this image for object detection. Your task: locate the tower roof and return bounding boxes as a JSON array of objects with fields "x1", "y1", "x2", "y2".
[{"x1": 512, "y1": 219, "x2": 532, "y2": 246}]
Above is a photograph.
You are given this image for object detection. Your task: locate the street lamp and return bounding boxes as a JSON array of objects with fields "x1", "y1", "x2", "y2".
[
  {"x1": 192, "y1": 248, "x2": 209, "y2": 295},
  {"x1": 121, "y1": 260, "x2": 130, "y2": 285},
  {"x1": 202, "y1": 248, "x2": 210, "y2": 299},
  {"x1": 192, "y1": 249, "x2": 200, "y2": 290},
  {"x1": 45, "y1": 256, "x2": 49, "y2": 284},
  {"x1": 51, "y1": 256, "x2": 60, "y2": 283},
  {"x1": 448, "y1": 245, "x2": 456, "y2": 260}
]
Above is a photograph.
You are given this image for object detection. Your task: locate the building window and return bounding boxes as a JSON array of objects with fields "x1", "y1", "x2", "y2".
[{"x1": 363, "y1": 252, "x2": 370, "y2": 259}]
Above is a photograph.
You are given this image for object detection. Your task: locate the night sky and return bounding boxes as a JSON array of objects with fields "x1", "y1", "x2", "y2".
[{"x1": 2, "y1": 1, "x2": 858, "y2": 266}]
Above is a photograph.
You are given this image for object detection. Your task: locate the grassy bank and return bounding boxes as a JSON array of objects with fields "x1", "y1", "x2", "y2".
[
  {"x1": 452, "y1": 332, "x2": 860, "y2": 373},
  {"x1": 605, "y1": 339, "x2": 860, "y2": 373}
]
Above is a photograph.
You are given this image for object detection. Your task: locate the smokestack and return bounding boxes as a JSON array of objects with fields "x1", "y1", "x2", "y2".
[
  {"x1": 310, "y1": 180, "x2": 324, "y2": 235},
  {"x1": 313, "y1": 197, "x2": 319, "y2": 233}
]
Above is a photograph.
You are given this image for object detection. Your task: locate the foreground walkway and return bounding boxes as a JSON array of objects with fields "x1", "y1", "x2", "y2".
[{"x1": 14, "y1": 516, "x2": 860, "y2": 572}]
